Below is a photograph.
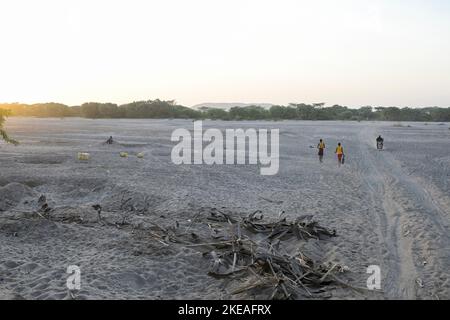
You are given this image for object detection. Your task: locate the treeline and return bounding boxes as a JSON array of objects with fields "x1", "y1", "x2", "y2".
[
  {"x1": 217, "y1": 104, "x2": 450, "y2": 122},
  {"x1": 1, "y1": 101, "x2": 450, "y2": 122},
  {"x1": 0, "y1": 100, "x2": 199, "y2": 119}
]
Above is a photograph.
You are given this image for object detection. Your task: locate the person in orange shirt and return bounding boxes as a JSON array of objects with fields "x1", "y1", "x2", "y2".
[
  {"x1": 335, "y1": 142, "x2": 344, "y2": 165},
  {"x1": 317, "y1": 139, "x2": 325, "y2": 163}
]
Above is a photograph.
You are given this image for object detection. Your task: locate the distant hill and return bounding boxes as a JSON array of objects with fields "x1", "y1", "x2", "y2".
[{"x1": 192, "y1": 103, "x2": 274, "y2": 110}]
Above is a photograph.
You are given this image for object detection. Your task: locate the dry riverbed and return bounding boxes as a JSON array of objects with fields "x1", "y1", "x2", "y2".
[{"x1": 1, "y1": 118, "x2": 449, "y2": 299}]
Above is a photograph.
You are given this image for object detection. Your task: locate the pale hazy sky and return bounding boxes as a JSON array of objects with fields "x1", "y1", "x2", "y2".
[{"x1": 1, "y1": 0, "x2": 449, "y2": 107}]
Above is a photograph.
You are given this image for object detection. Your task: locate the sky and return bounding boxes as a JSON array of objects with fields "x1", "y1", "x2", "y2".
[{"x1": 1, "y1": 0, "x2": 450, "y2": 107}]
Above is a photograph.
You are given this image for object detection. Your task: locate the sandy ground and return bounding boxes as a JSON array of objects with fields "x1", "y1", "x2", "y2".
[{"x1": 0, "y1": 118, "x2": 449, "y2": 300}]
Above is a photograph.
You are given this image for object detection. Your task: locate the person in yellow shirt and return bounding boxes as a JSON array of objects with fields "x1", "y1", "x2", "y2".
[
  {"x1": 317, "y1": 139, "x2": 325, "y2": 162},
  {"x1": 335, "y1": 142, "x2": 344, "y2": 165}
]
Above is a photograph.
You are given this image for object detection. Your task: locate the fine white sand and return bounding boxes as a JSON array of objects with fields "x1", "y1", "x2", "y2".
[{"x1": 1, "y1": 118, "x2": 449, "y2": 299}]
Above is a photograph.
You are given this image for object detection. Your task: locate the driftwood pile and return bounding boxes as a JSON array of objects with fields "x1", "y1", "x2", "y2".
[
  {"x1": 147, "y1": 209, "x2": 353, "y2": 299},
  {"x1": 24, "y1": 192, "x2": 354, "y2": 298}
]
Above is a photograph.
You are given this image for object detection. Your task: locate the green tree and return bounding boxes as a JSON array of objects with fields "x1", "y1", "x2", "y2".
[
  {"x1": 358, "y1": 106, "x2": 374, "y2": 120},
  {"x1": 0, "y1": 108, "x2": 18, "y2": 145},
  {"x1": 81, "y1": 102, "x2": 102, "y2": 118},
  {"x1": 229, "y1": 106, "x2": 269, "y2": 120},
  {"x1": 202, "y1": 108, "x2": 230, "y2": 120},
  {"x1": 291, "y1": 103, "x2": 317, "y2": 120}
]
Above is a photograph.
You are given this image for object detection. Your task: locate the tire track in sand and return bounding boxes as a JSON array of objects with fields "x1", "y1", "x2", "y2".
[
  {"x1": 358, "y1": 127, "x2": 449, "y2": 299},
  {"x1": 358, "y1": 128, "x2": 418, "y2": 299},
  {"x1": 360, "y1": 137, "x2": 417, "y2": 299}
]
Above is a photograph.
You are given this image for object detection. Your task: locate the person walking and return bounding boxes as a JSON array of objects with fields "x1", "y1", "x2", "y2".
[
  {"x1": 335, "y1": 142, "x2": 344, "y2": 166},
  {"x1": 317, "y1": 139, "x2": 325, "y2": 163}
]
